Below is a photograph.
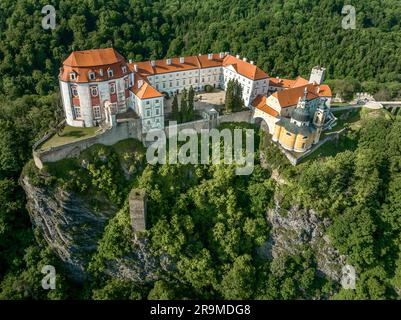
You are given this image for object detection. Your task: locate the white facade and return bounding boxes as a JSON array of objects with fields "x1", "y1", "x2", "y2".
[{"x1": 60, "y1": 74, "x2": 132, "y2": 128}]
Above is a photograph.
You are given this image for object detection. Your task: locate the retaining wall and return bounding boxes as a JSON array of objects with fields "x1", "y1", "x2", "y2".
[{"x1": 33, "y1": 120, "x2": 142, "y2": 169}]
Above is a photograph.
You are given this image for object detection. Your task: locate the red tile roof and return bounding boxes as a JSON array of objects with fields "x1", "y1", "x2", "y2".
[
  {"x1": 272, "y1": 83, "x2": 332, "y2": 108},
  {"x1": 130, "y1": 75, "x2": 163, "y2": 100},
  {"x1": 253, "y1": 95, "x2": 279, "y2": 117},
  {"x1": 60, "y1": 48, "x2": 129, "y2": 83},
  {"x1": 130, "y1": 54, "x2": 269, "y2": 81},
  {"x1": 223, "y1": 55, "x2": 269, "y2": 80}
]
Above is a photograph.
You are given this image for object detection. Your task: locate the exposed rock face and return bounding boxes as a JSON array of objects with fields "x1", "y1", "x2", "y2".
[
  {"x1": 263, "y1": 197, "x2": 347, "y2": 282},
  {"x1": 21, "y1": 175, "x2": 116, "y2": 283},
  {"x1": 103, "y1": 237, "x2": 174, "y2": 284}
]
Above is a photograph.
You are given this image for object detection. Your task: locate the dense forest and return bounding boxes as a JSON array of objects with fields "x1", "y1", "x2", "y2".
[{"x1": 1, "y1": 0, "x2": 401, "y2": 299}]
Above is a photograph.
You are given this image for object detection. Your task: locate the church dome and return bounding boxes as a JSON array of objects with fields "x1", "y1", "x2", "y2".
[{"x1": 291, "y1": 107, "x2": 311, "y2": 123}]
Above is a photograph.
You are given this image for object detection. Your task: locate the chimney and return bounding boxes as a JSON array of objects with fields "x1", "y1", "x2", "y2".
[
  {"x1": 198, "y1": 53, "x2": 202, "y2": 56},
  {"x1": 129, "y1": 59, "x2": 133, "y2": 63},
  {"x1": 225, "y1": 51, "x2": 230, "y2": 56},
  {"x1": 243, "y1": 57, "x2": 248, "y2": 62},
  {"x1": 134, "y1": 64, "x2": 138, "y2": 72},
  {"x1": 219, "y1": 52, "x2": 224, "y2": 59},
  {"x1": 99, "y1": 69, "x2": 104, "y2": 76},
  {"x1": 138, "y1": 79, "x2": 143, "y2": 88},
  {"x1": 150, "y1": 60, "x2": 156, "y2": 67},
  {"x1": 317, "y1": 86, "x2": 320, "y2": 94},
  {"x1": 250, "y1": 61, "x2": 254, "y2": 65},
  {"x1": 180, "y1": 57, "x2": 185, "y2": 64},
  {"x1": 208, "y1": 53, "x2": 213, "y2": 60},
  {"x1": 166, "y1": 58, "x2": 171, "y2": 65}
]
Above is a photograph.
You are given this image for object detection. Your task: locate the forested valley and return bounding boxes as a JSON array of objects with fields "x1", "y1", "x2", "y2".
[{"x1": 1, "y1": 0, "x2": 401, "y2": 299}]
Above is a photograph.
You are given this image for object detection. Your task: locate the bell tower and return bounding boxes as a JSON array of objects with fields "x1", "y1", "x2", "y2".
[
  {"x1": 313, "y1": 99, "x2": 327, "y2": 144},
  {"x1": 309, "y1": 66, "x2": 326, "y2": 85}
]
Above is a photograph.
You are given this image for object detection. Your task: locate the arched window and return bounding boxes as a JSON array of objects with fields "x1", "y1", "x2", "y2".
[
  {"x1": 70, "y1": 85, "x2": 78, "y2": 97},
  {"x1": 107, "y1": 69, "x2": 113, "y2": 77},
  {"x1": 109, "y1": 82, "x2": 116, "y2": 94},
  {"x1": 90, "y1": 86, "x2": 99, "y2": 97}
]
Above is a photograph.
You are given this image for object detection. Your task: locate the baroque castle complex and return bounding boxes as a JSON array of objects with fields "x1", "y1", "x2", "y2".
[{"x1": 59, "y1": 48, "x2": 333, "y2": 154}]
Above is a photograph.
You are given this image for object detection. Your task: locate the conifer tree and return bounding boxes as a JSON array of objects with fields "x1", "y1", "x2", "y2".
[
  {"x1": 225, "y1": 80, "x2": 234, "y2": 113},
  {"x1": 180, "y1": 88, "x2": 188, "y2": 123},
  {"x1": 188, "y1": 86, "x2": 195, "y2": 121},
  {"x1": 171, "y1": 93, "x2": 179, "y2": 121}
]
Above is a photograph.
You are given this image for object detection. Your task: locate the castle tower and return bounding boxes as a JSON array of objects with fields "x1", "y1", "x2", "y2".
[
  {"x1": 313, "y1": 99, "x2": 327, "y2": 144},
  {"x1": 309, "y1": 66, "x2": 326, "y2": 85},
  {"x1": 129, "y1": 188, "x2": 147, "y2": 233}
]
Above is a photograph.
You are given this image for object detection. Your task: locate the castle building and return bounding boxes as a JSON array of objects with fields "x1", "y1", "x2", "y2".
[
  {"x1": 253, "y1": 67, "x2": 333, "y2": 153},
  {"x1": 59, "y1": 48, "x2": 134, "y2": 128},
  {"x1": 272, "y1": 88, "x2": 328, "y2": 152},
  {"x1": 59, "y1": 48, "x2": 270, "y2": 133}
]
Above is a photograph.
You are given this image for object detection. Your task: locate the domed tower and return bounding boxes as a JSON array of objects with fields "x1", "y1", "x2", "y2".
[
  {"x1": 313, "y1": 98, "x2": 328, "y2": 144},
  {"x1": 290, "y1": 87, "x2": 311, "y2": 127}
]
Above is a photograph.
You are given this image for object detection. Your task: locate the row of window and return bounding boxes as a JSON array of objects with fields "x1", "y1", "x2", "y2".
[
  {"x1": 154, "y1": 76, "x2": 221, "y2": 90},
  {"x1": 152, "y1": 68, "x2": 220, "y2": 80},
  {"x1": 70, "y1": 65, "x2": 128, "y2": 81},
  {"x1": 73, "y1": 105, "x2": 101, "y2": 120},
  {"x1": 144, "y1": 107, "x2": 161, "y2": 118},
  {"x1": 70, "y1": 79, "x2": 129, "y2": 98}
]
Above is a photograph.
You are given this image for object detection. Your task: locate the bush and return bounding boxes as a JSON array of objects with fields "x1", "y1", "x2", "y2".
[{"x1": 204, "y1": 85, "x2": 213, "y2": 93}]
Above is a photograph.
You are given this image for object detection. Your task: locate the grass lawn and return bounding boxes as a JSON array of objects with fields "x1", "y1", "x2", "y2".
[{"x1": 39, "y1": 126, "x2": 99, "y2": 150}]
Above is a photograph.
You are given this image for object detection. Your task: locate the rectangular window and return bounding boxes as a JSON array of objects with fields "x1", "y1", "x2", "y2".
[
  {"x1": 155, "y1": 108, "x2": 160, "y2": 116},
  {"x1": 73, "y1": 106, "x2": 81, "y2": 119},
  {"x1": 146, "y1": 109, "x2": 151, "y2": 117},
  {"x1": 93, "y1": 106, "x2": 101, "y2": 119}
]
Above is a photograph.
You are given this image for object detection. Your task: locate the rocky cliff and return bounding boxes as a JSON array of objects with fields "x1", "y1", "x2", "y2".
[
  {"x1": 21, "y1": 175, "x2": 116, "y2": 283},
  {"x1": 260, "y1": 195, "x2": 347, "y2": 282}
]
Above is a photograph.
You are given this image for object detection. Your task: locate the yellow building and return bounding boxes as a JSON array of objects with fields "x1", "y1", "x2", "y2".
[{"x1": 272, "y1": 88, "x2": 327, "y2": 153}]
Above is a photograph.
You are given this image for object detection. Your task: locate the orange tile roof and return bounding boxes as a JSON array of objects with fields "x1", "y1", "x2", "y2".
[
  {"x1": 223, "y1": 55, "x2": 269, "y2": 80},
  {"x1": 63, "y1": 48, "x2": 125, "y2": 67},
  {"x1": 130, "y1": 75, "x2": 163, "y2": 99},
  {"x1": 253, "y1": 95, "x2": 279, "y2": 117},
  {"x1": 291, "y1": 76, "x2": 309, "y2": 88},
  {"x1": 269, "y1": 76, "x2": 309, "y2": 89},
  {"x1": 130, "y1": 54, "x2": 269, "y2": 81},
  {"x1": 60, "y1": 48, "x2": 129, "y2": 83},
  {"x1": 273, "y1": 83, "x2": 332, "y2": 108}
]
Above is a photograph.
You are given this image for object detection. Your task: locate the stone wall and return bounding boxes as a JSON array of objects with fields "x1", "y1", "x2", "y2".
[
  {"x1": 33, "y1": 110, "x2": 253, "y2": 169},
  {"x1": 33, "y1": 119, "x2": 142, "y2": 169},
  {"x1": 164, "y1": 110, "x2": 252, "y2": 136}
]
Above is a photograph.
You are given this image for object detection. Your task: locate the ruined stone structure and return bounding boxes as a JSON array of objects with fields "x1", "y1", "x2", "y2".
[{"x1": 128, "y1": 189, "x2": 147, "y2": 233}]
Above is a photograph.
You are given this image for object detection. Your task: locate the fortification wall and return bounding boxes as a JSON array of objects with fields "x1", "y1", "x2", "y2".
[
  {"x1": 33, "y1": 110, "x2": 253, "y2": 169},
  {"x1": 33, "y1": 120, "x2": 142, "y2": 169}
]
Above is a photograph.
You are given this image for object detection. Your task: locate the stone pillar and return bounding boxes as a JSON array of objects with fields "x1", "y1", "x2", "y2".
[{"x1": 129, "y1": 188, "x2": 147, "y2": 233}]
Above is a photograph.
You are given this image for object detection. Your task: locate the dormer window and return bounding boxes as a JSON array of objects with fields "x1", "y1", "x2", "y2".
[
  {"x1": 88, "y1": 72, "x2": 96, "y2": 81},
  {"x1": 107, "y1": 69, "x2": 113, "y2": 77},
  {"x1": 122, "y1": 66, "x2": 127, "y2": 73},
  {"x1": 70, "y1": 72, "x2": 77, "y2": 81},
  {"x1": 90, "y1": 86, "x2": 99, "y2": 97}
]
